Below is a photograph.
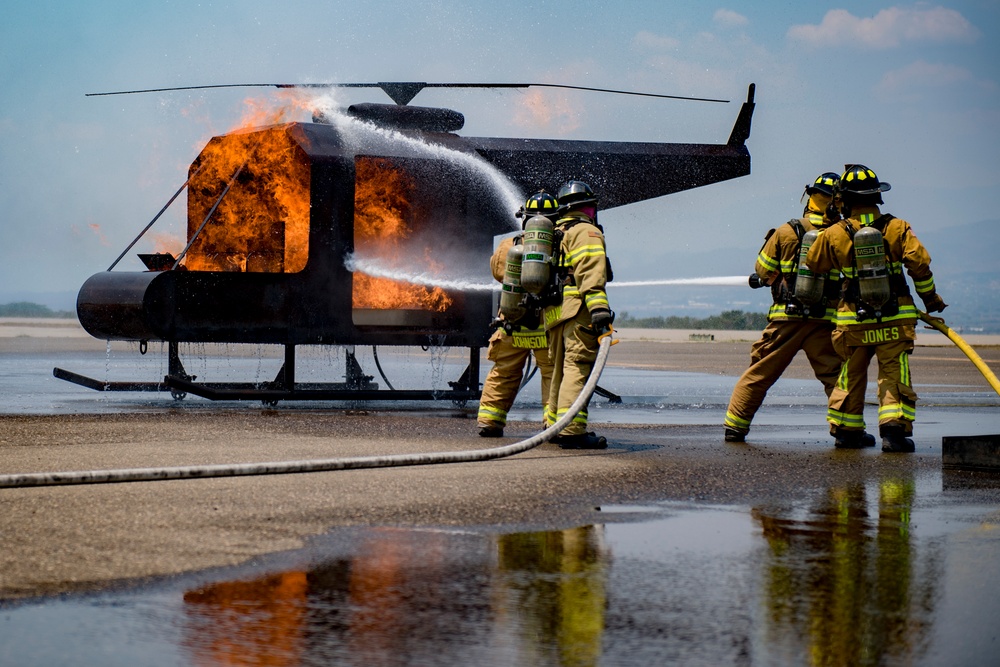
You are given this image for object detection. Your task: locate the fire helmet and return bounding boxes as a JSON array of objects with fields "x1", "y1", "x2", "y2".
[
  {"x1": 806, "y1": 172, "x2": 840, "y2": 197},
  {"x1": 556, "y1": 180, "x2": 598, "y2": 208},
  {"x1": 839, "y1": 164, "x2": 891, "y2": 195},
  {"x1": 523, "y1": 190, "x2": 560, "y2": 218}
]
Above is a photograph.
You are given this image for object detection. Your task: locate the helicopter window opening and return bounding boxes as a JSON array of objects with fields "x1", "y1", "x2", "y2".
[
  {"x1": 182, "y1": 126, "x2": 310, "y2": 273},
  {"x1": 352, "y1": 155, "x2": 485, "y2": 327}
]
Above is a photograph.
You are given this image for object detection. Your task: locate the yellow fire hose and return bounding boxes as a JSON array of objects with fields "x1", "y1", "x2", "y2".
[{"x1": 918, "y1": 310, "x2": 1000, "y2": 396}]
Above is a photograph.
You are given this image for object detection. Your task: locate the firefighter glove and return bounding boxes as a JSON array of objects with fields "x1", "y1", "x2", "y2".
[
  {"x1": 921, "y1": 291, "x2": 948, "y2": 313},
  {"x1": 590, "y1": 308, "x2": 615, "y2": 335}
]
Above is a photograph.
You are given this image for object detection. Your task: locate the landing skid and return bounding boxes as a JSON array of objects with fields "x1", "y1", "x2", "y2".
[{"x1": 53, "y1": 341, "x2": 482, "y2": 405}]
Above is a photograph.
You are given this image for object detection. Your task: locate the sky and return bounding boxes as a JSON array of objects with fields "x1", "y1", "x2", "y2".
[{"x1": 1, "y1": 1, "x2": 997, "y2": 309}]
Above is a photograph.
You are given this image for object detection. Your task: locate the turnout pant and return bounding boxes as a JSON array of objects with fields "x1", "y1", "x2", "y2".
[
  {"x1": 725, "y1": 319, "x2": 840, "y2": 435},
  {"x1": 478, "y1": 329, "x2": 553, "y2": 428},
  {"x1": 545, "y1": 310, "x2": 599, "y2": 436},
  {"x1": 827, "y1": 330, "x2": 916, "y2": 435}
]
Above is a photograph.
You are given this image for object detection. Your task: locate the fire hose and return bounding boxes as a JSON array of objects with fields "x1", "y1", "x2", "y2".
[
  {"x1": 918, "y1": 310, "x2": 1000, "y2": 396},
  {"x1": 0, "y1": 335, "x2": 615, "y2": 489}
]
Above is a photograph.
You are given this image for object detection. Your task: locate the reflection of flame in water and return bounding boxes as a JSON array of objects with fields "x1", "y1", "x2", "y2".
[
  {"x1": 182, "y1": 571, "x2": 308, "y2": 666},
  {"x1": 352, "y1": 158, "x2": 453, "y2": 311}
]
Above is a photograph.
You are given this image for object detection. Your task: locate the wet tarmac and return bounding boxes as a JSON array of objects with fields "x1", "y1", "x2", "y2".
[{"x1": 1, "y1": 329, "x2": 999, "y2": 665}]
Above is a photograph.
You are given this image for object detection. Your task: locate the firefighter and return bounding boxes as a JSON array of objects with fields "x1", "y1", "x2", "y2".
[
  {"x1": 542, "y1": 180, "x2": 613, "y2": 449},
  {"x1": 806, "y1": 164, "x2": 947, "y2": 453},
  {"x1": 477, "y1": 192, "x2": 558, "y2": 437},
  {"x1": 723, "y1": 173, "x2": 877, "y2": 446}
]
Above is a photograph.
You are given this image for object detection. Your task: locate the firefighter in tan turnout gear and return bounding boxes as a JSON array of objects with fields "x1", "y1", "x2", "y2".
[
  {"x1": 477, "y1": 192, "x2": 558, "y2": 437},
  {"x1": 724, "y1": 173, "x2": 876, "y2": 446},
  {"x1": 806, "y1": 165, "x2": 947, "y2": 453},
  {"x1": 542, "y1": 180, "x2": 613, "y2": 450}
]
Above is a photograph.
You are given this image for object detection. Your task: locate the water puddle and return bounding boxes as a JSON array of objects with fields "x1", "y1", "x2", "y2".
[{"x1": 2, "y1": 482, "x2": 998, "y2": 666}]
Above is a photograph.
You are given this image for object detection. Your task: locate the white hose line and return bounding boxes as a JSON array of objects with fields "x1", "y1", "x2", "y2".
[{"x1": 0, "y1": 337, "x2": 614, "y2": 489}]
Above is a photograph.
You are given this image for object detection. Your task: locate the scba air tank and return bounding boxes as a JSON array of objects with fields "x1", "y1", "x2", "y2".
[
  {"x1": 793, "y1": 229, "x2": 825, "y2": 305},
  {"x1": 519, "y1": 215, "x2": 554, "y2": 294},
  {"x1": 499, "y1": 243, "x2": 526, "y2": 322},
  {"x1": 854, "y1": 225, "x2": 891, "y2": 308}
]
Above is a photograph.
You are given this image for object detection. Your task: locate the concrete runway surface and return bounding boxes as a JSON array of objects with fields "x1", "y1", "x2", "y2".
[{"x1": 1, "y1": 322, "x2": 999, "y2": 665}]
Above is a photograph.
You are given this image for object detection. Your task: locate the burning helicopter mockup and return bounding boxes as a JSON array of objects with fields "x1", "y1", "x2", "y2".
[{"x1": 54, "y1": 81, "x2": 756, "y2": 403}]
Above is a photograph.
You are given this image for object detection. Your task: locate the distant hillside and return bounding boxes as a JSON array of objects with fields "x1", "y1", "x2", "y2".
[{"x1": 0, "y1": 302, "x2": 75, "y2": 318}]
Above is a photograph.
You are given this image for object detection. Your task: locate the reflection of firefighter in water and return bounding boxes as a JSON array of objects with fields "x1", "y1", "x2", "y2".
[
  {"x1": 753, "y1": 476, "x2": 934, "y2": 665},
  {"x1": 806, "y1": 164, "x2": 948, "y2": 453},
  {"x1": 477, "y1": 192, "x2": 559, "y2": 437},
  {"x1": 724, "y1": 172, "x2": 864, "y2": 445},
  {"x1": 496, "y1": 525, "x2": 609, "y2": 666}
]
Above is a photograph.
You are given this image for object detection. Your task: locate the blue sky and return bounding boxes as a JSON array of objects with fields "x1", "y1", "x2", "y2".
[{"x1": 1, "y1": 1, "x2": 997, "y2": 305}]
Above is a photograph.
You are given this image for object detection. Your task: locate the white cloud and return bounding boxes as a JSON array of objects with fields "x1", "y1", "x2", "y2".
[
  {"x1": 788, "y1": 6, "x2": 980, "y2": 48},
  {"x1": 713, "y1": 9, "x2": 748, "y2": 28}
]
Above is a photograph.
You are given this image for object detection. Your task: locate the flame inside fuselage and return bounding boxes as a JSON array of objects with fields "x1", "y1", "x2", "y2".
[
  {"x1": 186, "y1": 126, "x2": 310, "y2": 273},
  {"x1": 352, "y1": 158, "x2": 453, "y2": 312},
  {"x1": 183, "y1": 126, "x2": 454, "y2": 313}
]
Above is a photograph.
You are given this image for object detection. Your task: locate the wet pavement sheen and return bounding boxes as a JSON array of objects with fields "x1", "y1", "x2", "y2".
[
  {"x1": 3, "y1": 480, "x2": 999, "y2": 666},
  {"x1": 2, "y1": 340, "x2": 999, "y2": 665}
]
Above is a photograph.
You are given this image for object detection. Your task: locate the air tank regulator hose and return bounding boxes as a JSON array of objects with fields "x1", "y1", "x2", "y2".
[{"x1": 0, "y1": 334, "x2": 617, "y2": 489}]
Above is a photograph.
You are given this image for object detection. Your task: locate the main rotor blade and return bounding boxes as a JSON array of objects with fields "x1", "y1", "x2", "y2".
[{"x1": 85, "y1": 81, "x2": 729, "y2": 104}]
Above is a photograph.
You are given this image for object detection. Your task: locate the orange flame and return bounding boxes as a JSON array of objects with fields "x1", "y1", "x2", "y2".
[
  {"x1": 352, "y1": 158, "x2": 453, "y2": 312},
  {"x1": 183, "y1": 98, "x2": 310, "y2": 273}
]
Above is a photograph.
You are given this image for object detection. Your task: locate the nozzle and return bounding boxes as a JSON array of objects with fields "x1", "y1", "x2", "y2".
[{"x1": 748, "y1": 273, "x2": 766, "y2": 289}]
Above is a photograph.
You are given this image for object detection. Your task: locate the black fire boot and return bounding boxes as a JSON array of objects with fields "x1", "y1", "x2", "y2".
[
  {"x1": 834, "y1": 429, "x2": 877, "y2": 449},
  {"x1": 478, "y1": 426, "x2": 503, "y2": 438},
  {"x1": 552, "y1": 432, "x2": 608, "y2": 450},
  {"x1": 724, "y1": 428, "x2": 746, "y2": 443},
  {"x1": 880, "y1": 424, "x2": 915, "y2": 453}
]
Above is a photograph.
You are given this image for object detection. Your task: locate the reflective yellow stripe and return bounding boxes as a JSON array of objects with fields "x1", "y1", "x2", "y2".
[
  {"x1": 556, "y1": 407, "x2": 588, "y2": 425},
  {"x1": 828, "y1": 408, "x2": 866, "y2": 428},
  {"x1": 478, "y1": 405, "x2": 507, "y2": 425},
  {"x1": 767, "y1": 304, "x2": 836, "y2": 322},
  {"x1": 834, "y1": 304, "x2": 918, "y2": 326},
  {"x1": 757, "y1": 252, "x2": 779, "y2": 273},
  {"x1": 879, "y1": 403, "x2": 915, "y2": 421},
  {"x1": 725, "y1": 412, "x2": 751, "y2": 429},
  {"x1": 564, "y1": 244, "x2": 605, "y2": 266},
  {"x1": 837, "y1": 362, "x2": 849, "y2": 392},
  {"x1": 584, "y1": 291, "x2": 608, "y2": 309},
  {"x1": 900, "y1": 351, "x2": 910, "y2": 386},
  {"x1": 544, "y1": 405, "x2": 557, "y2": 426},
  {"x1": 913, "y1": 276, "x2": 935, "y2": 293}
]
